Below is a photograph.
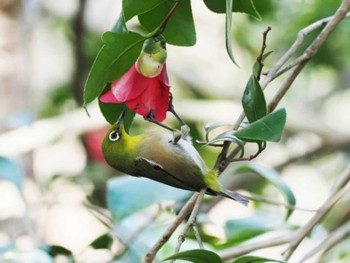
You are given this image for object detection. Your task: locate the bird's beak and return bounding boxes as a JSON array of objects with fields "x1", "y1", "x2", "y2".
[{"x1": 116, "y1": 110, "x2": 125, "y2": 127}]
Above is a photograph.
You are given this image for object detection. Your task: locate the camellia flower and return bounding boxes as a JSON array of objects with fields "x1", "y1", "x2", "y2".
[{"x1": 100, "y1": 38, "x2": 170, "y2": 122}]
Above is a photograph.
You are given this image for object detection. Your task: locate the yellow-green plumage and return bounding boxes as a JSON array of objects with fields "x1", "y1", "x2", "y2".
[{"x1": 102, "y1": 123, "x2": 248, "y2": 206}]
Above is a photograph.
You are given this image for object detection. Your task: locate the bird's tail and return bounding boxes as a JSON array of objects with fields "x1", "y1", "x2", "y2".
[{"x1": 221, "y1": 189, "x2": 249, "y2": 206}]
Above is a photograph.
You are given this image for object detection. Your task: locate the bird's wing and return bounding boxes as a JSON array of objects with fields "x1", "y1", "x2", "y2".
[{"x1": 135, "y1": 157, "x2": 198, "y2": 192}]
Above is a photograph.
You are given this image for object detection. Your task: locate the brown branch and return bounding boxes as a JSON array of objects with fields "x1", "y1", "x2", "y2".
[
  {"x1": 144, "y1": 193, "x2": 198, "y2": 263},
  {"x1": 282, "y1": 167, "x2": 350, "y2": 261},
  {"x1": 296, "y1": 220, "x2": 350, "y2": 263},
  {"x1": 256, "y1": 26, "x2": 272, "y2": 81}
]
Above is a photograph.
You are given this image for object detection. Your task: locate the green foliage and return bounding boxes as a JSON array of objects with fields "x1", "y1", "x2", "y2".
[
  {"x1": 123, "y1": 0, "x2": 163, "y2": 21},
  {"x1": 83, "y1": 31, "x2": 146, "y2": 105},
  {"x1": 234, "y1": 163, "x2": 296, "y2": 218},
  {"x1": 242, "y1": 74, "x2": 267, "y2": 123},
  {"x1": 138, "y1": 0, "x2": 196, "y2": 46},
  {"x1": 90, "y1": 233, "x2": 114, "y2": 249},
  {"x1": 233, "y1": 256, "x2": 286, "y2": 263},
  {"x1": 107, "y1": 176, "x2": 190, "y2": 220},
  {"x1": 234, "y1": 108, "x2": 287, "y2": 143},
  {"x1": 225, "y1": 0, "x2": 238, "y2": 66},
  {"x1": 98, "y1": 100, "x2": 135, "y2": 132},
  {"x1": 163, "y1": 249, "x2": 223, "y2": 263},
  {"x1": 203, "y1": 0, "x2": 261, "y2": 19}
]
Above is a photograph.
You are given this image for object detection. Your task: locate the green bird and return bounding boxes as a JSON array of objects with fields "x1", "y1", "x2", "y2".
[{"x1": 102, "y1": 112, "x2": 248, "y2": 206}]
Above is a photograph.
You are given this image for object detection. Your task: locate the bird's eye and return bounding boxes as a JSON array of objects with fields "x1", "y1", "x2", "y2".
[{"x1": 109, "y1": 130, "x2": 120, "y2": 141}]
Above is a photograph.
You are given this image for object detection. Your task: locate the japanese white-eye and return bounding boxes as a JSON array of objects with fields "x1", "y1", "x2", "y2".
[{"x1": 102, "y1": 113, "x2": 248, "y2": 206}]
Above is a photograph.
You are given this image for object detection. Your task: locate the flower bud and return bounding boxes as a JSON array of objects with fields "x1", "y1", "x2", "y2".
[{"x1": 136, "y1": 38, "x2": 167, "y2": 78}]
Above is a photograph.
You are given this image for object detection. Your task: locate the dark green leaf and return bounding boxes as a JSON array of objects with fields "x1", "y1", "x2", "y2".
[
  {"x1": 98, "y1": 100, "x2": 135, "y2": 132},
  {"x1": 233, "y1": 256, "x2": 286, "y2": 263},
  {"x1": 90, "y1": 233, "x2": 113, "y2": 249},
  {"x1": 107, "y1": 176, "x2": 190, "y2": 220},
  {"x1": 84, "y1": 31, "x2": 146, "y2": 105},
  {"x1": 242, "y1": 75, "x2": 267, "y2": 123},
  {"x1": 163, "y1": 249, "x2": 223, "y2": 263},
  {"x1": 235, "y1": 163, "x2": 296, "y2": 219},
  {"x1": 225, "y1": 0, "x2": 238, "y2": 66},
  {"x1": 123, "y1": 0, "x2": 163, "y2": 21},
  {"x1": 203, "y1": 0, "x2": 261, "y2": 20},
  {"x1": 47, "y1": 245, "x2": 72, "y2": 257},
  {"x1": 139, "y1": 0, "x2": 196, "y2": 46},
  {"x1": 234, "y1": 108, "x2": 287, "y2": 142},
  {"x1": 0, "y1": 157, "x2": 24, "y2": 188}
]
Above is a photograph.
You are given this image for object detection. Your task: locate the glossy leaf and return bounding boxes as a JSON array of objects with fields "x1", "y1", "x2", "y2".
[
  {"x1": 234, "y1": 108, "x2": 287, "y2": 142},
  {"x1": 90, "y1": 233, "x2": 113, "y2": 249},
  {"x1": 163, "y1": 249, "x2": 223, "y2": 263},
  {"x1": 203, "y1": 0, "x2": 261, "y2": 20},
  {"x1": 84, "y1": 31, "x2": 146, "y2": 105},
  {"x1": 98, "y1": 100, "x2": 135, "y2": 132},
  {"x1": 139, "y1": 0, "x2": 196, "y2": 46},
  {"x1": 123, "y1": 0, "x2": 163, "y2": 21},
  {"x1": 225, "y1": 0, "x2": 238, "y2": 66},
  {"x1": 235, "y1": 163, "x2": 296, "y2": 218},
  {"x1": 242, "y1": 75, "x2": 267, "y2": 123},
  {"x1": 107, "y1": 176, "x2": 190, "y2": 220},
  {"x1": 0, "y1": 157, "x2": 24, "y2": 188},
  {"x1": 233, "y1": 256, "x2": 286, "y2": 263}
]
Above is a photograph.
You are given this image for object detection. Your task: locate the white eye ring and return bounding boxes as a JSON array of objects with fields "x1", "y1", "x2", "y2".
[{"x1": 109, "y1": 130, "x2": 120, "y2": 141}]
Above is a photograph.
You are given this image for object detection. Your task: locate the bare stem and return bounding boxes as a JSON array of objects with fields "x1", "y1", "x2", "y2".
[{"x1": 144, "y1": 193, "x2": 198, "y2": 263}]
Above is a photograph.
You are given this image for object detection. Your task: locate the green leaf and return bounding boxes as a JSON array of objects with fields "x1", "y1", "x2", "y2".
[
  {"x1": 123, "y1": 0, "x2": 163, "y2": 21},
  {"x1": 233, "y1": 256, "x2": 286, "y2": 263},
  {"x1": 90, "y1": 233, "x2": 113, "y2": 249},
  {"x1": 234, "y1": 108, "x2": 287, "y2": 142},
  {"x1": 98, "y1": 100, "x2": 135, "y2": 132},
  {"x1": 235, "y1": 163, "x2": 296, "y2": 219},
  {"x1": 84, "y1": 31, "x2": 146, "y2": 105},
  {"x1": 203, "y1": 0, "x2": 261, "y2": 19},
  {"x1": 163, "y1": 249, "x2": 223, "y2": 263},
  {"x1": 107, "y1": 176, "x2": 190, "y2": 220},
  {"x1": 225, "y1": 0, "x2": 238, "y2": 66},
  {"x1": 242, "y1": 75, "x2": 267, "y2": 123},
  {"x1": 139, "y1": 0, "x2": 196, "y2": 46}
]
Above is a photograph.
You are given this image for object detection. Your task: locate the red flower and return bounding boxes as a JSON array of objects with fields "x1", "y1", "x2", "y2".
[{"x1": 100, "y1": 39, "x2": 170, "y2": 122}]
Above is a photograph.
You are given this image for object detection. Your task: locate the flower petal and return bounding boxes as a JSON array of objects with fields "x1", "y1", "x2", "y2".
[
  {"x1": 158, "y1": 64, "x2": 169, "y2": 86},
  {"x1": 100, "y1": 89, "x2": 120, "y2": 103},
  {"x1": 126, "y1": 79, "x2": 170, "y2": 121},
  {"x1": 111, "y1": 65, "x2": 151, "y2": 102}
]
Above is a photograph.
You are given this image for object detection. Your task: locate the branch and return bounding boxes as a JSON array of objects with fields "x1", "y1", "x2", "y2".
[
  {"x1": 144, "y1": 193, "x2": 199, "y2": 263},
  {"x1": 296, "y1": 220, "x2": 350, "y2": 263},
  {"x1": 172, "y1": 189, "x2": 206, "y2": 258},
  {"x1": 282, "y1": 167, "x2": 350, "y2": 261}
]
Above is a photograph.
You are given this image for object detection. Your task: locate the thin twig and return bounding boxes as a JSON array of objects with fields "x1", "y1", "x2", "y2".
[
  {"x1": 296, "y1": 220, "x2": 350, "y2": 263},
  {"x1": 282, "y1": 167, "x2": 350, "y2": 261},
  {"x1": 218, "y1": 234, "x2": 293, "y2": 260},
  {"x1": 256, "y1": 27, "x2": 272, "y2": 81},
  {"x1": 171, "y1": 189, "x2": 207, "y2": 260},
  {"x1": 144, "y1": 193, "x2": 198, "y2": 263},
  {"x1": 192, "y1": 221, "x2": 205, "y2": 249}
]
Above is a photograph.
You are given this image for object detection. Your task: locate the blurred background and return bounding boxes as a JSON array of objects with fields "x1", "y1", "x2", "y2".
[{"x1": 0, "y1": 0, "x2": 349, "y2": 262}]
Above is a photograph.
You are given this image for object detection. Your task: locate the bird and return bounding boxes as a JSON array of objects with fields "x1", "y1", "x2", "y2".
[{"x1": 102, "y1": 112, "x2": 249, "y2": 206}]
